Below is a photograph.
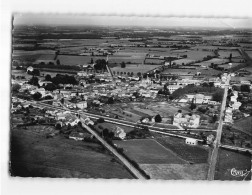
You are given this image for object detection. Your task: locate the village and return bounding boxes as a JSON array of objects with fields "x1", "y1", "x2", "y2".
[{"x1": 10, "y1": 23, "x2": 252, "y2": 180}]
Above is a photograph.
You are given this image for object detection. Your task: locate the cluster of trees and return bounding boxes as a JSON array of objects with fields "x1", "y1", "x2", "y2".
[
  {"x1": 49, "y1": 74, "x2": 78, "y2": 86},
  {"x1": 94, "y1": 59, "x2": 107, "y2": 71},
  {"x1": 158, "y1": 84, "x2": 171, "y2": 96},
  {"x1": 27, "y1": 69, "x2": 40, "y2": 76},
  {"x1": 154, "y1": 114, "x2": 162, "y2": 122},
  {"x1": 121, "y1": 62, "x2": 126, "y2": 68},
  {"x1": 170, "y1": 84, "x2": 224, "y2": 101}
]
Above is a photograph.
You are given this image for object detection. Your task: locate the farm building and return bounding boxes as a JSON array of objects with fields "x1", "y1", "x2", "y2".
[{"x1": 185, "y1": 138, "x2": 198, "y2": 145}]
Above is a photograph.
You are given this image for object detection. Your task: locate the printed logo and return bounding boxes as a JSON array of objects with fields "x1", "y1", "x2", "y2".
[{"x1": 231, "y1": 168, "x2": 251, "y2": 180}]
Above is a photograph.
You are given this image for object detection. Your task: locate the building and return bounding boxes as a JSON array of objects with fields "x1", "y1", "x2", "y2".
[
  {"x1": 26, "y1": 66, "x2": 34, "y2": 72},
  {"x1": 185, "y1": 138, "x2": 198, "y2": 145},
  {"x1": 167, "y1": 85, "x2": 182, "y2": 94},
  {"x1": 113, "y1": 126, "x2": 126, "y2": 140},
  {"x1": 173, "y1": 111, "x2": 200, "y2": 128},
  {"x1": 76, "y1": 101, "x2": 88, "y2": 109}
]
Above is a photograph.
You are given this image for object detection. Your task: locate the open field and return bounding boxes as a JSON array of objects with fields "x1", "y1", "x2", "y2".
[
  {"x1": 57, "y1": 55, "x2": 106, "y2": 65},
  {"x1": 218, "y1": 50, "x2": 241, "y2": 58},
  {"x1": 113, "y1": 139, "x2": 186, "y2": 164},
  {"x1": 232, "y1": 116, "x2": 252, "y2": 135},
  {"x1": 10, "y1": 126, "x2": 134, "y2": 179},
  {"x1": 245, "y1": 50, "x2": 252, "y2": 59},
  {"x1": 162, "y1": 68, "x2": 221, "y2": 77},
  {"x1": 215, "y1": 148, "x2": 251, "y2": 180},
  {"x1": 140, "y1": 163, "x2": 208, "y2": 180},
  {"x1": 156, "y1": 137, "x2": 210, "y2": 163}
]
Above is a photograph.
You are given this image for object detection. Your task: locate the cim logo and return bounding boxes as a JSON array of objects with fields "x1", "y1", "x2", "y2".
[{"x1": 230, "y1": 168, "x2": 251, "y2": 179}]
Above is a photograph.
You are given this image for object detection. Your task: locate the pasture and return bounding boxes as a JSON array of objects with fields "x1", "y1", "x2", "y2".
[
  {"x1": 215, "y1": 148, "x2": 251, "y2": 181},
  {"x1": 113, "y1": 139, "x2": 186, "y2": 164},
  {"x1": 10, "y1": 126, "x2": 133, "y2": 179},
  {"x1": 140, "y1": 163, "x2": 208, "y2": 180},
  {"x1": 156, "y1": 137, "x2": 210, "y2": 163}
]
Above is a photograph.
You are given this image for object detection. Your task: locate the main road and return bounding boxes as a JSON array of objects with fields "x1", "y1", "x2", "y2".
[{"x1": 207, "y1": 75, "x2": 230, "y2": 180}]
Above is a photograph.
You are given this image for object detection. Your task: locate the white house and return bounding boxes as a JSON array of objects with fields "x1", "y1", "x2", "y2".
[
  {"x1": 76, "y1": 101, "x2": 87, "y2": 109},
  {"x1": 185, "y1": 138, "x2": 198, "y2": 145},
  {"x1": 113, "y1": 126, "x2": 126, "y2": 140},
  {"x1": 27, "y1": 66, "x2": 34, "y2": 72}
]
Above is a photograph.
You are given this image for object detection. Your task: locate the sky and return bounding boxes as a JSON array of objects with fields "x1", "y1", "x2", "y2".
[{"x1": 13, "y1": 14, "x2": 252, "y2": 29}]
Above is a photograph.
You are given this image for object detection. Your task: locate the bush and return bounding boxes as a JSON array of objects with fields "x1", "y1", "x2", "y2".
[{"x1": 97, "y1": 118, "x2": 105, "y2": 123}]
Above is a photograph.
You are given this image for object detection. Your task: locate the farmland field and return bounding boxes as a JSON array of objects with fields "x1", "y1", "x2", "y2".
[
  {"x1": 156, "y1": 137, "x2": 210, "y2": 163},
  {"x1": 10, "y1": 126, "x2": 133, "y2": 179},
  {"x1": 57, "y1": 55, "x2": 106, "y2": 65},
  {"x1": 215, "y1": 148, "x2": 251, "y2": 181},
  {"x1": 218, "y1": 50, "x2": 241, "y2": 58},
  {"x1": 113, "y1": 139, "x2": 186, "y2": 164},
  {"x1": 140, "y1": 163, "x2": 208, "y2": 180}
]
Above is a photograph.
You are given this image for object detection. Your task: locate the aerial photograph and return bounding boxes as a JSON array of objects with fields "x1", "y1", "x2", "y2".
[{"x1": 10, "y1": 14, "x2": 252, "y2": 180}]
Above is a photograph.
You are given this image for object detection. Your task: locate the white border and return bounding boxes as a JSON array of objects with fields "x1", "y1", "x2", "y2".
[{"x1": 1, "y1": 1, "x2": 252, "y2": 195}]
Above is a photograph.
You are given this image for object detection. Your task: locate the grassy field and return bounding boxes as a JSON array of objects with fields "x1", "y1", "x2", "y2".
[
  {"x1": 155, "y1": 137, "x2": 210, "y2": 163},
  {"x1": 215, "y1": 148, "x2": 251, "y2": 181},
  {"x1": 140, "y1": 163, "x2": 208, "y2": 180},
  {"x1": 10, "y1": 126, "x2": 134, "y2": 179},
  {"x1": 113, "y1": 139, "x2": 186, "y2": 164},
  {"x1": 232, "y1": 116, "x2": 252, "y2": 135}
]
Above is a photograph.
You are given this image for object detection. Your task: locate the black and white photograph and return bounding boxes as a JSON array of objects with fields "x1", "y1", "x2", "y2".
[{"x1": 1, "y1": 0, "x2": 252, "y2": 194}]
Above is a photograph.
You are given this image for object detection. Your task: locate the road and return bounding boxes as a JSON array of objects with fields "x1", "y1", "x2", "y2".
[
  {"x1": 79, "y1": 117, "x2": 148, "y2": 179},
  {"x1": 207, "y1": 75, "x2": 230, "y2": 180},
  {"x1": 24, "y1": 99, "x2": 149, "y2": 179}
]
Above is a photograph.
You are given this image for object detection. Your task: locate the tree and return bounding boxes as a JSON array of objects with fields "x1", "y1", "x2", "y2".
[
  {"x1": 190, "y1": 102, "x2": 197, "y2": 110},
  {"x1": 33, "y1": 92, "x2": 42, "y2": 100},
  {"x1": 202, "y1": 82, "x2": 209, "y2": 87},
  {"x1": 94, "y1": 59, "x2": 106, "y2": 71},
  {"x1": 44, "y1": 95, "x2": 53, "y2": 100},
  {"x1": 12, "y1": 83, "x2": 21, "y2": 92},
  {"x1": 229, "y1": 53, "x2": 232, "y2": 62},
  {"x1": 28, "y1": 76, "x2": 39, "y2": 86},
  {"x1": 107, "y1": 97, "x2": 114, "y2": 104},
  {"x1": 212, "y1": 91, "x2": 224, "y2": 102},
  {"x1": 45, "y1": 74, "x2": 52, "y2": 81},
  {"x1": 154, "y1": 114, "x2": 162, "y2": 123},
  {"x1": 32, "y1": 69, "x2": 40, "y2": 76},
  {"x1": 44, "y1": 83, "x2": 57, "y2": 91},
  {"x1": 55, "y1": 123, "x2": 62, "y2": 130},
  {"x1": 97, "y1": 118, "x2": 105, "y2": 123},
  {"x1": 209, "y1": 82, "x2": 214, "y2": 92},
  {"x1": 121, "y1": 61, "x2": 126, "y2": 68},
  {"x1": 56, "y1": 59, "x2": 60, "y2": 65},
  {"x1": 241, "y1": 85, "x2": 250, "y2": 93}
]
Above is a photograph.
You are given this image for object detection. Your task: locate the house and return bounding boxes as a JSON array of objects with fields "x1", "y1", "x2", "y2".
[
  {"x1": 113, "y1": 126, "x2": 126, "y2": 140},
  {"x1": 69, "y1": 132, "x2": 90, "y2": 141},
  {"x1": 76, "y1": 101, "x2": 87, "y2": 109},
  {"x1": 38, "y1": 80, "x2": 52, "y2": 87},
  {"x1": 185, "y1": 138, "x2": 198, "y2": 145},
  {"x1": 167, "y1": 85, "x2": 182, "y2": 94},
  {"x1": 77, "y1": 71, "x2": 88, "y2": 77},
  {"x1": 27, "y1": 66, "x2": 34, "y2": 72},
  {"x1": 173, "y1": 111, "x2": 200, "y2": 128}
]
